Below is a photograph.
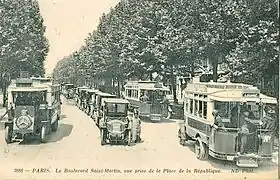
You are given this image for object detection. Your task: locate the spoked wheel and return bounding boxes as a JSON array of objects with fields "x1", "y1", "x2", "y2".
[
  {"x1": 195, "y1": 137, "x2": 208, "y2": 160},
  {"x1": 179, "y1": 138, "x2": 185, "y2": 146},
  {"x1": 5, "y1": 126, "x2": 12, "y2": 144}
]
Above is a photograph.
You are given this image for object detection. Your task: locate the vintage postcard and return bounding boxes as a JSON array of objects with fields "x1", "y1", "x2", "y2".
[{"x1": 0, "y1": 0, "x2": 279, "y2": 179}]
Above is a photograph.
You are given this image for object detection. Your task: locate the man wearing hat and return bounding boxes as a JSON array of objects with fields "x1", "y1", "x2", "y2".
[{"x1": 261, "y1": 109, "x2": 276, "y2": 130}]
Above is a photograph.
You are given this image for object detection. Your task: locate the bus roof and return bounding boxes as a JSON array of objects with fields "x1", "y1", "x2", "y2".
[
  {"x1": 85, "y1": 89, "x2": 99, "y2": 93},
  {"x1": 185, "y1": 81, "x2": 253, "y2": 92},
  {"x1": 184, "y1": 81, "x2": 277, "y2": 104},
  {"x1": 125, "y1": 81, "x2": 169, "y2": 91},
  {"x1": 97, "y1": 92, "x2": 116, "y2": 97},
  {"x1": 77, "y1": 86, "x2": 89, "y2": 89},
  {"x1": 31, "y1": 77, "x2": 51, "y2": 81},
  {"x1": 103, "y1": 98, "x2": 129, "y2": 104},
  {"x1": 8, "y1": 86, "x2": 48, "y2": 92}
]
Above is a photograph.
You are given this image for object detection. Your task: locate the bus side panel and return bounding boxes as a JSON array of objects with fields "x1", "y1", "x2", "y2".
[
  {"x1": 139, "y1": 103, "x2": 151, "y2": 116},
  {"x1": 211, "y1": 131, "x2": 237, "y2": 154},
  {"x1": 127, "y1": 99, "x2": 140, "y2": 108},
  {"x1": 186, "y1": 117, "x2": 210, "y2": 143},
  {"x1": 258, "y1": 132, "x2": 274, "y2": 156}
]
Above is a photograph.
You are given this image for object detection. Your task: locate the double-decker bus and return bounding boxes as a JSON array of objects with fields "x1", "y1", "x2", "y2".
[
  {"x1": 178, "y1": 78, "x2": 278, "y2": 167},
  {"x1": 124, "y1": 81, "x2": 170, "y2": 121}
]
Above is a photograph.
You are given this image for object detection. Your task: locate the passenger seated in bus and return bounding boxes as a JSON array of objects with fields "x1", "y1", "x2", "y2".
[
  {"x1": 142, "y1": 94, "x2": 149, "y2": 102},
  {"x1": 229, "y1": 106, "x2": 238, "y2": 128},
  {"x1": 261, "y1": 109, "x2": 276, "y2": 130},
  {"x1": 212, "y1": 110, "x2": 227, "y2": 132}
]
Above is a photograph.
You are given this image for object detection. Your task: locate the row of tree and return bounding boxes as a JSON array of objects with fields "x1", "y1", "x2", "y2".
[
  {"x1": 53, "y1": 0, "x2": 279, "y2": 100},
  {"x1": 0, "y1": 0, "x2": 49, "y2": 105}
]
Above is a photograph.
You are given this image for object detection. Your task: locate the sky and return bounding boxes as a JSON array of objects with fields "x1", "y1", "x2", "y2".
[{"x1": 38, "y1": 0, "x2": 120, "y2": 75}]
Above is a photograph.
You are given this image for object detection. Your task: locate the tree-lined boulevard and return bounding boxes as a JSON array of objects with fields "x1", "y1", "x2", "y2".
[
  {"x1": 0, "y1": 97, "x2": 278, "y2": 180},
  {"x1": 0, "y1": 0, "x2": 279, "y2": 179}
]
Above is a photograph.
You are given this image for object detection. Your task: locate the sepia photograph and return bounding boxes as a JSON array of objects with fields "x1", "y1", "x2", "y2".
[{"x1": 0, "y1": 0, "x2": 279, "y2": 179}]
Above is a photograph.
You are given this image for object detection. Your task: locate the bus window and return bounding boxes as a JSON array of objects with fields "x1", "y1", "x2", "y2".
[
  {"x1": 203, "y1": 101, "x2": 207, "y2": 119},
  {"x1": 128, "y1": 89, "x2": 132, "y2": 97},
  {"x1": 107, "y1": 103, "x2": 115, "y2": 113},
  {"x1": 214, "y1": 101, "x2": 229, "y2": 118},
  {"x1": 185, "y1": 98, "x2": 189, "y2": 113},
  {"x1": 263, "y1": 104, "x2": 277, "y2": 118},
  {"x1": 240, "y1": 103, "x2": 261, "y2": 120},
  {"x1": 190, "y1": 99, "x2": 193, "y2": 114},
  {"x1": 146, "y1": 90, "x2": 152, "y2": 102},
  {"x1": 199, "y1": 101, "x2": 203, "y2": 118},
  {"x1": 140, "y1": 90, "x2": 150, "y2": 102},
  {"x1": 194, "y1": 100, "x2": 198, "y2": 116}
]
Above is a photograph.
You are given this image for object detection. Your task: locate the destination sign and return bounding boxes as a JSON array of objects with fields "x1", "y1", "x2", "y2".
[
  {"x1": 242, "y1": 87, "x2": 260, "y2": 98},
  {"x1": 242, "y1": 93, "x2": 259, "y2": 98}
]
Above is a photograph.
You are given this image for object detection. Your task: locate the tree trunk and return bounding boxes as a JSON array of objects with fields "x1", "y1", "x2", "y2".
[
  {"x1": 117, "y1": 80, "x2": 121, "y2": 98},
  {"x1": 209, "y1": 47, "x2": 218, "y2": 82},
  {"x1": 171, "y1": 65, "x2": 178, "y2": 104},
  {"x1": 212, "y1": 57, "x2": 218, "y2": 82},
  {"x1": 149, "y1": 72, "x2": 153, "y2": 81},
  {"x1": 162, "y1": 66, "x2": 167, "y2": 86}
]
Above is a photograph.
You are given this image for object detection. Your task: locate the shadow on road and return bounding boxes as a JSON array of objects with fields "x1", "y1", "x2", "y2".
[
  {"x1": 102, "y1": 140, "x2": 145, "y2": 147},
  {"x1": 47, "y1": 123, "x2": 73, "y2": 143},
  {"x1": 60, "y1": 114, "x2": 67, "y2": 120},
  {"x1": 19, "y1": 123, "x2": 73, "y2": 145}
]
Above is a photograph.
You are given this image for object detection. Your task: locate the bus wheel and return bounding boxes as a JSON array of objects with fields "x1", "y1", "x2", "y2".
[
  {"x1": 51, "y1": 120, "x2": 58, "y2": 132},
  {"x1": 5, "y1": 126, "x2": 12, "y2": 144},
  {"x1": 100, "y1": 129, "x2": 106, "y2": 145},
  {"x1": 178, "y1": 129, "x2": 185, "y2": 145},
  {"x1": 195, "y1": 137, "x2": 208, "y2": 160},
  {"x1": 40, "y1": 126, "x2": 47, "y2": 143}
]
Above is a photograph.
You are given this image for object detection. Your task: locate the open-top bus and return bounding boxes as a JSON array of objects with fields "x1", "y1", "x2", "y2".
[
  {"x1": 124, "y1": 81, "x2": 170, "y2": 121},
  {"x1": 5, "y1": 76, "x2": 61, "y2": 143},
  {"x1": 178, "y1": 78, "x2": 278, "y2": 167}
]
